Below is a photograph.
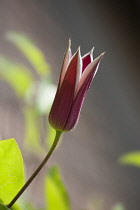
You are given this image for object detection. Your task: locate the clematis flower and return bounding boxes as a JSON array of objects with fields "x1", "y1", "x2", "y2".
[{"x1": 49, "y1": 40, "x2": 104, "y2": 132}]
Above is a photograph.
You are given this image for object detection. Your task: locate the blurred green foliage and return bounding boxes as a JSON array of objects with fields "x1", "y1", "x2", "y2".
[
  {"x1": 6, "y1": 32, "x2": 50, "y2": 76},
  {"x1": 0, "y1": 57, "x2": 33, "y2": 98},
  {"x1": 112, "y1": 203, "x2": 125, "y2": 210},
  {"x1": 90, "y1": 199, "x2": 125, "y2": 210},
  {"x1": 0, "y1": 31, "x2": 56, "y2": 153},
  {"x1": 119, "y1": 151, "x2": 140, "y2": 167},
  {"x1": 23, "y1": 107, "x2": 44, "y2": 153},
  {"x1": 45, "y1": 166, "x2": 70, "y2": 210}
]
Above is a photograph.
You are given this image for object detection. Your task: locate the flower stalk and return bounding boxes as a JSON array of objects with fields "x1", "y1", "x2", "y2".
[{"x1": 7, "y1": 130, "x2": 62, "y2": 208}]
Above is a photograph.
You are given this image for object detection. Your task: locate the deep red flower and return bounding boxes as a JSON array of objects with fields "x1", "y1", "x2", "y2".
[{"x1": 49, "y1": 40, "x2": 104, "y2": 132}]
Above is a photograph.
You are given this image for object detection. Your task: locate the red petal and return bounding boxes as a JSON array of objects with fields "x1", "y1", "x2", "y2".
[
  {"x1": 64, "y1": 53, "x2": 104, "y2": 131},
  {"x1": 58, "y1": 39, "x2": 72, "y2": 90},
  {"x1": 63, "y1": 68, "x2": 94, "y2": 131},
  {"x1": 82, "y1": 48, "x2": 94, "y2": 72},
  {"x1": 49, "y1": 49, "x2": 80, "y2": 131},
  {"x1": 77, "y1": 53, "x2": 104, "y2": 94}
]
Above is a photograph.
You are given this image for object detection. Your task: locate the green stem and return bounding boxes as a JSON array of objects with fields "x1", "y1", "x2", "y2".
[{"x1": 7, "y1": 130, "x2": 62, "y2": 209}]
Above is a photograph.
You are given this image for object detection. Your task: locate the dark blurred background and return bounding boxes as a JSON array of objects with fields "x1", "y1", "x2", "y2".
[{"x1": 0, "y1": 0, "x2": 140, "y2": 209}]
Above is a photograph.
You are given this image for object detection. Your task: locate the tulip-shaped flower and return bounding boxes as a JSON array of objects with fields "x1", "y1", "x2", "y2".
[{"x1": 49, "y1": 40, "x2": 104, "y2": 132}]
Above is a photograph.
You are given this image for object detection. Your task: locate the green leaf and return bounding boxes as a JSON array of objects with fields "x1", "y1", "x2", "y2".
[
  {"x1": 0, "y1": 56, "x2": 33, "y2": 97},
  {"x1": 119, "y1": 151, "x2": 140, "y2": 167},
  {"x1": 112, "y1": 203, "x2": 125, "y2": 210},
  {"x1": 45, "y1": 166, "x2": 70, "y2": 210},
  {"x1": 6, "y1": 31, "x2": 50, "y2": 76},
  {"x1": 0, "y1": 139, "x2": 25, "y2": 205},
  {"x1": 0, "y1": 204, "x2": 10, "y2": 210}
]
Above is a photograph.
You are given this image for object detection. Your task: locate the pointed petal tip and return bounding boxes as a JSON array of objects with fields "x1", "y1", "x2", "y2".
[
  {"x1": 68, "y1": 38, "x2": 71, "y2": 48},
  {"x1": 101, "y1": 51, "x2": 106, "y2": 56},
  {"x1": 98, "y1": 51, "x2": 105, "y2": 60},
  {"x1": 66, "y1": 39, "x2": 71, "y2": 52},
  {"x1": 89, "y1": 47, "x2": 94, "y2": 61},
  {"x1": 78, "y1": 46, "x2": 81, "y2": 51},
  {"x1": 75, "y1": 46, "x2": 81, "y2": 56},
  {"x1": 97, "y1": 51, "x2": 105, "y2": 61},
  {"x1": 90, "y1": 47, "x2": 94, "y2": 54},
  {"x1": 78, "y1": 46, "x2": 81, "y2": 53}
]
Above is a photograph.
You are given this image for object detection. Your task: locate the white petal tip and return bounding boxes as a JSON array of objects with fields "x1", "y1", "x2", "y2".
[
  {"x1": 78, "y1": 46, "x2": 81, "y2": 51},
  {"x1": 76, "y1": 46, "x2": 81, "y2": 56},
  {"x1": 90, "y1": 47, "x2": 94, "y2": 55},
  {"x1": 97, "y1": 52, "x2": 105, "y2": 61},
  {"x1": 90, "y1": 47, "x2": 94, "y2": 61},
  {"x1": 101, "y1": 52, "x2": 106, "y2": 56},
  {"x1": 68, "y1": 39, "x2": 71, "y2": 48}
]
